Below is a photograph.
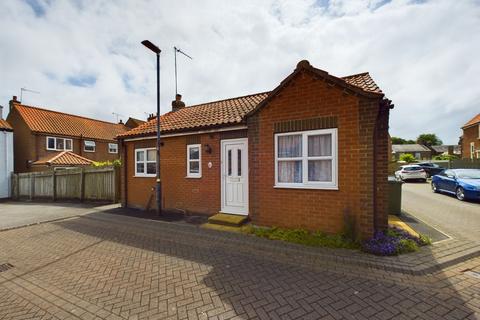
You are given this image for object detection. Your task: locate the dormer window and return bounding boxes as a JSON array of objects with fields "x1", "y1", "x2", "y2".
[
  {"x1": 46, "y1": 136, "x2": 73, "y2": 151},
  {"x1": 84, "y1": 140, "x2": 96, "y2": 152}
]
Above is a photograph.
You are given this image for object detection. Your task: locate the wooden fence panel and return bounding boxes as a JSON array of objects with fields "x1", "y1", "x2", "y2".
[
  {"x1": 11, "y1": 167, "x2": 118, "y2": 203},
  {"x1": 451, "y1": 159, "x2": 480, "y2": 169},
  {"x1": 33, "y1": 173, "x2": 53, "y2": 198},
  {"x1": 55, "y1": 170, "x2": 82, "y2": 199}
]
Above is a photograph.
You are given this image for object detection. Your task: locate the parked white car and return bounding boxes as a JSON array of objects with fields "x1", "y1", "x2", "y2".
[{"x1": 395, "y1": 165, "x2": 427, "y2": 182}]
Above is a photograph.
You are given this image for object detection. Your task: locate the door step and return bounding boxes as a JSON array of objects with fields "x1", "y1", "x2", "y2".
[{"x1": 207, "y1": 213, "x2": 248, "y2": 227}]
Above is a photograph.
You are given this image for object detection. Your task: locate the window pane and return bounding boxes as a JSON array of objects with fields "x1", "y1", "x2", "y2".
[
  {"x1": 237, "y1": 149, "x2": 241, "y2": 177},
  {"x1": 308, "y1": 134, "x2": 331, "y2": 156},
  {"x1": 228, "y1": 150, "x2": 232, "y2": 176},
  {"x1": 57, "y1": 139, "x2": 64, "y2": 150},
  {"x1": 136, "y1": 163, "x2": 145, "y2": 174},
  {"x1": 278, "y1": 161, "x2": 302, "y2": 183},
  {"x1": 147, "y1": 149, "x2": 156, "y2": 161},
  {"x1": 189, "y1": 161, "x2": 199, "y2": 173},
  {"x1": 136, "y1": 151, "x2": 144, "y2": 161},
  {"x1": 308, "y1": 160, "x2": 332, "y2": 182},
  {"x1": 189, "y1": 146, "x2": 199, "y2": 160},
  {"x1": 48, "y1": 138, "x2": 55, "y2": 149},
  {"x1": 146, "y1": 162, "x2": 156, "y2": 174},
  {"x1": 65, "y1": 140, "x2": 72, "y2": 150},
  {"x1": 278, "y1": 135, "x2": 302, "y2": 158}
]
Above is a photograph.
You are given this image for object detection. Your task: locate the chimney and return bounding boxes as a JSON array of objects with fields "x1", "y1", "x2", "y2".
[
  {"x1": 118, "y1": 119, "x2": 124, "y2": 124},
  {"x1": 0, "y1": 105, "x2": 3, "y2": 120},
  {"x1": 147, "y1": 113, "x2": 157, "y2": 121},
  {"x1": 171, "y1": 94, "x2": 185, "y2": 112},
  {"x1": 9, "y1": 96, "x2": 19, "y2": 111}
]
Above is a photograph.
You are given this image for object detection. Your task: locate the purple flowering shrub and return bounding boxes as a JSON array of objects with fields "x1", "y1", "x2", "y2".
[{"x1": 362, "y1": 227, "x2": 431, "y2": 256}]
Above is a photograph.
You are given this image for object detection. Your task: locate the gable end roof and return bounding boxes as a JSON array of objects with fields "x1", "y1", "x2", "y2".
[
  {"x1": 462, "y1": 113, "x2": 480, "y2": 129},
  {"x1": 32, "y1": 151, "x2": 94, "y2": 166},
  {"x1": 118, "y1": 60, "x2": 386, "y2": 139}
]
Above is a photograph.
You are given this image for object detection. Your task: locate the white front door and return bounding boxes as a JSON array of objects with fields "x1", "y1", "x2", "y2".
[{"x1": 221, "y1": 138, "x2": 248, "y2": 215}]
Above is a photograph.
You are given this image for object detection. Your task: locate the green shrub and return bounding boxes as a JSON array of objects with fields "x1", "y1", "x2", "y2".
[
  {"x1": 243, "y1": 226, "x2": 360, "y2": 250},
  {"x1": 92, "y1": 159, "x2": 122, "y2": 168},
  {"x1": 399, "y1": 153, "x2": 416, "y2": 163},
  {"x1": 397, "y1": 239, "x2": 418, "y2": 254},
  {"x1": 433, "y1": 154, "x2": 458, "y2": 161}
]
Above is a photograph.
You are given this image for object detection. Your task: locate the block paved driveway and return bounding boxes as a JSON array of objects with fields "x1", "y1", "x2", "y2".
[
  {"x1": 0, "y1": 212, "x2": 479, "y2": 319},
  {"x1": 402, "y1": 182, "x2": 480, "y2": 242}
]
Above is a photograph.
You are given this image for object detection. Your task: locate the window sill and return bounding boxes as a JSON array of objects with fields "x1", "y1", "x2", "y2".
[
  {"x1": 134, "y1": 174, "x2": 156, "y2": 178},
  {"x1": 274, "y1": 184, "x2": 338, "y2": 190},
  {"x1": 84, "y1": 150, "x2": 95, "y2": 153},
  {"x1": 185, "y1": 176, "x2": 202, "y2": 179}
]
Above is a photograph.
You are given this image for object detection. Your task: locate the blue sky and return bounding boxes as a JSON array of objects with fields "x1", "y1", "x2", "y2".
[{"x1": 1, "y1": 0, "x2": 479, "y2": 144}]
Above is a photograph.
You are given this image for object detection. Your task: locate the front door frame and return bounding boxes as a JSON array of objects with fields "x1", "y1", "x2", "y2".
[{"x1": 220, "y1": 138, "x2": 249, "y2": 215}]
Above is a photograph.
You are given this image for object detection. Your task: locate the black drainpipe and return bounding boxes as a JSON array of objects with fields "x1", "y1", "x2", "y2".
[{"x1": 372, "y1": 99, "x2": 393, "y2": 233}]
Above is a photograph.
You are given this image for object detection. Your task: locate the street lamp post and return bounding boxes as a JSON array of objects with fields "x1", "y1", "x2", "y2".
[{"x1": 141, "y1": 40, "x2": 162, "y2": 216}]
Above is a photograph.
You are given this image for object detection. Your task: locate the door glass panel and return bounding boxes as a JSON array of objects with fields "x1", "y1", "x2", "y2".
[
  {"x1": 237, "y1": 149, "x2": 242, "y2": 177},
  {"x1": 228, "y1": 149, "x2": 232, "y2": 176}
]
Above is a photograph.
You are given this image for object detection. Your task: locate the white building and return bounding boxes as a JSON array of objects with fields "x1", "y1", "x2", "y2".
[{"x1": 0, "y1": 105, "x2": 13, "y2": 199}]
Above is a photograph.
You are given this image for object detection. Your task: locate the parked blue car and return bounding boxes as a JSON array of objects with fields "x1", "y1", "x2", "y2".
[{"x1": 431, "y1": 169, "x2": 480, "y2": 201}]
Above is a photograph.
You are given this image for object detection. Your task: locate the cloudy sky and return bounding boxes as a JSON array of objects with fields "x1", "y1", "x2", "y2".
[{"x1": 1, "y1": 0, "x2": 479, "y2": 144}]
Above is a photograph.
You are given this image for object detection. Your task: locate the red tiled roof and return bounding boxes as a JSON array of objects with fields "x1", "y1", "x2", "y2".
[
  {"x1": 0, "y1": 119, "x2": 13, "y2": 131},
  {"x1": 32, "y1": 151, "x2": 94, "y2": 166},
  {"x1": 462, "y1": 113, "x2": 480, "y2": 129},
  {"x1": 13, "y1": 103, "x2": 128, "y2": 141},
  {"x1": 118, "y1": 61, "x2": 384, "y2": 139},
  {"x1": 118, "y1": 92, "x2": 269, "y2": 138},
  {"x1": 341, "y1": 72, "x2": 382, "y2": 93}
]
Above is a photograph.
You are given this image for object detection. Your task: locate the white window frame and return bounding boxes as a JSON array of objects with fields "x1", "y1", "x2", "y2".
[
  {"x1": 274, "y1": 128, "x2": 338, "y2": 190},
  {"x1": 84, "y1": 140, "x2": 96, "y2": 152},
  {"x1": 108, "y1": 143, "x2": 118, "y2": 154},
  {"x1": 471, "y1": 142, "x2": 476, "y2": 160},
  {"x1": 46, "y1": 136, "x2": 73, "y2": 151},
  {"x1": 135, "y1": 148, "x2": 156, "y2": 177},
  {"x1": 186, "y1": 144, "x2": 202, "y2": 178}
]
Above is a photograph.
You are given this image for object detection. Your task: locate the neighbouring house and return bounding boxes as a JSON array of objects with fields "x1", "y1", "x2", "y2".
[
  {"x1": 461, "y1": 113, "x2": 480, "y2": 159},
  {"x1": 391, "y1": 144, "x2": 432, "y2": 160},
  {"x1": 125, "y1": 117, "x2": 146, "y2": 129},
  {"x1": 0, "y1": 105, "x2": 14, "y2": 199},
  {"x1": 430, "y1": 145, "x2": 461, "y2": 157},
  {"x1": 117, "y1": 60, "x2": 392, "y2": 238},
  {"x1": 6, "y1": 96, "x2": 129, "y2": 173}
]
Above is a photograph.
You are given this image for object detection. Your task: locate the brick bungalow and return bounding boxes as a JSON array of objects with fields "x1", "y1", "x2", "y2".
[
  {"x1": 117, "y1": 60, "x2": 392, "y2": 238},
  {"x1": 461, "y1": 113, "x2": 480, "y2": 159}
]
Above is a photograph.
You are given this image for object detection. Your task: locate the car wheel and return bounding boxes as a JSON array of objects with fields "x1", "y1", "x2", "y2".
[
  {"x1": 456, "y1": 187, "x2": 465, "y2": 201},
  {"x1": 431, "y1": 182, "x2": 438, "y2": 193}
]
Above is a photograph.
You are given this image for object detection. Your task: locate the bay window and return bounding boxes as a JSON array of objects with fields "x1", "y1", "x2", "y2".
[
  {"x1": 135, "y1": 148, "x2": 156, "y2": 177},
  {"x1": 275, "y1": 128, "x2": 337, "y2": 189}
]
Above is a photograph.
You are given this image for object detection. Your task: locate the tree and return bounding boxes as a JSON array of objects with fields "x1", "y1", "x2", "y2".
[
  {"x1": 391, "y1": 137, "x2": 416, "y2": 144},
  {"x1": 399, "y1": 153, "x2": 416, "y2": 163},
  {"x1": 416, "y1": 133, "x2": 442, "y2": 147}
]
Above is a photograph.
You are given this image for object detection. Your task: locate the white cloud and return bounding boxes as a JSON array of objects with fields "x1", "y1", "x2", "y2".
[{"x1": 1, "y1": 0, "x2": 479, "y2": 144}]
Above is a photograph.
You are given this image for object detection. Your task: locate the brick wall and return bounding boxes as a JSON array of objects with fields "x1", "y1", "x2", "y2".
[
  {"x1": 462, "y1": 124, "x2": 479, "y2": 159},
  {"x1": 247, "y1": 70, "x2": 387, "y2": 239},
  {"x1": 122, "y1": 131, "x2": 246, "y2": 214},
  {"x1": 6, "y1": 108, "x2": 35, "y2": 173}
]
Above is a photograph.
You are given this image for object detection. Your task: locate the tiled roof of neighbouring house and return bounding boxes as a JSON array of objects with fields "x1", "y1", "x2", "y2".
[
  {"x1": 431, "y1": 145, "x2": 461, "y2": 154},
  {"x1": 118, "y1": 61, "x2": 384, "y2": 139},
  {"x1": 12, "y1": 103, "x2": 128, "y2": 141},
  {"x1": 32, "y1": 151, "x2": 94, "y2": 166},
  {"x1": 0, "y1": 119, "x2": 13, "y2": 131},
  {"x1": 462, "y1": 113, "x2": 480, "y2": 128},
  {"x1": 392, "y1": 144, "x2": 431, "y2": 153}
]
